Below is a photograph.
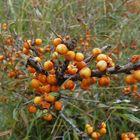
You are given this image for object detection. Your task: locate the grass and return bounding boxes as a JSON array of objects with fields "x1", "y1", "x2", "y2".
[{"x1": 0, "y1": 0, "x2": 140, "y2": 140}]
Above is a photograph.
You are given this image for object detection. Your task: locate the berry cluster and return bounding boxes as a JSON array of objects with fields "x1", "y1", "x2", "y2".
[
  {"x1": 121, "y1": 132, "x2": 139, "y2": 140},
  {"x1": 85, "y1": 122, "x2": 107, "y2": 140},
  {"x1": 123, "y1": 70, "x2": 140, "y2": 99},
  {"x1": 26, "y1": 35, "x2": 116, "y2": 121}
]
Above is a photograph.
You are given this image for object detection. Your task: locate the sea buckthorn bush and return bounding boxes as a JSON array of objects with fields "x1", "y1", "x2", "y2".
[{"x1": 0, "y1": 0, "x2": 140, "y2": 140}]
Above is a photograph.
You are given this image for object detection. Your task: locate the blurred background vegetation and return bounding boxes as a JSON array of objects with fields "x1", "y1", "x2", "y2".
[{"x1": 0, "y1": 0, "x2": 140, "y2": 140}]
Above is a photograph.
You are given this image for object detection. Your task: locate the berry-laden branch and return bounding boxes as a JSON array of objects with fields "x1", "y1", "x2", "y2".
[
  {"x1": 91, "y1": 61, "x2": 140, "y2": 77},
  {"x1": 21, "y1": 34, "x2": 140, "y2": 139},
  {"x1": 26, "y1": 44, "x2": 140, "y2": 83},
  {"x1": 26, "y1": 45, "x2": 112, "y2": 84},
  {"x1": 68, "y1": 61, "x2": 140, "y2": 81}
]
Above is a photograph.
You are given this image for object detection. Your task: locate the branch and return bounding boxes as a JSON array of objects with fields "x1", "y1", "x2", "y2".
[
  {"x1": 50, "y1": 27, "x2": 64, "y2": 42},
  {"x1": 91, "y1": 61, "x2": 140, "y2": 77},
  {"x1": 55, "y1": 60, "x2": 70, "y2": 86},
  {"x1": 26, "y1": 45, "x2": 140, "y2": 84},
  {"x1": 65, "y1": 61, "x2": 140, "y2": 81},
  {"x1": 26, "y1": 57, "x2": 49, "y2": 76},
  {"x1": 60, "y1": 112, "x2": 88, "y2": 138}
]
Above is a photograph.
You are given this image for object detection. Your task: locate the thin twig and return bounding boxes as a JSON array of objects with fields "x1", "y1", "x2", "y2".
[
  {"x1": 50, "y1": 27, "x2": 64, "y2": 42},
  {"x1": 60, "y1": 112, "x2": 89, "y2": 138}
]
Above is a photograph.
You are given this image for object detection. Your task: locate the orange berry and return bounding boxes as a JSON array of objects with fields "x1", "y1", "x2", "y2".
[
  {"x1": 35, "y1": 38, "x2": 42, "y2": 46},
  {"x1": 98, "y1": 76, "x2": 110, "y2": 87},
  {"x1": 100, "y1": 128, "x2": 107, "y2": 134},
  {"x1": 79, "y1": 38, "x2": 83, "y2": 42},
  {"x1": 41, "y1": 101, "x2": 50, "y2": 109},
  {"x1": 122, "y1": 86, "x2": 131, "y2": 94},
  {"x1": 54, "y1": 101, "x2": 62, "y2": 111},
  {"x1": 6, "y1": 35, "x2": 15, "y2": 46},
  {"x1": 81, "y1": 78, "x2": 92, "y2": 87},
  {"x1": 65, "y1": 51, "x2": 75, "y2": 61},
  {"x1": 79, "y1": 67, "x2": 91, "y2": 78},
  {"x1": 96, "y1": 132, "x2": 101, "y2": 138},
  {"x1": 106, "y1": 56, "x2": 113, "y2": 62},
  {"x1": 51, "y1": 85, "x2": 60, "y2": 92},
  {"x1": 49, "y1": 69, "x2": 55, "y2": 74},
  {"x1": 23, "y1": 41, "x2": 30, "y2": 49},
  {"x1": 44, "y1": 61, "x2": 54, "y2": 71},
  {"x1": 43, "y1": 113, "x2": 53, "y2": 121},
  {"x1": 53, "y1": 38, "x2": 62, "y2": 47},
  {"x1": 125, "y1": 74, "x2": 136, "y2": 85},
  {"x1": 44, "y1": 94, "x2": 55, "y2": 103},
  {"x1": 37, "y1": 74, "x2": 47, "y2": 83},
  {"x1": 67, "y1": 64, "x2": 78, "y2": 75},
  {"x1": 47, "y1": 75, "x2": 57, "y2": 85},
  {"x1": 75, "y1": 61, "x2": 87, "y2": 70},
  {"x1": 92, "y1": 48, "x2": 102, "y2": 57},
  {"x1": 2, "y1": 23, "x2": 8, "y2": 30},
  {"x1": 39, "y1": 84, "x2": 51, "y2": 93},
  {"x1": 45, "y1": 46, "x2": 51, "y2": 52},
  {"x1": 34, "y1": 96, "x2": 42, "y2": 105},
  {"x1": 75, "y1": 52, "x2": 84, "y2": 62},
  {"x1": 56, "y1": 44, "x2": 68, "y2": 55},
  {"x1": 31, "y1": 79, "x2": 41, "y2": 89},
  {"x1": 133, "y1": 70, "x2": 140, "y2": 82},
  {"x1": 38, "y1": 48, "x2": 44, "y2": 53},
  {"x1": 63, "y1": 80, "x2": 75, "y2": 90},
  {"x1": 8, "y1": 71, "x2": 16, "y2": 78},
  {"x1": 100, "y1": 122, "x2": 106, "y2": 128},
  {"x1": 85, "y1": 124, "x2": 91, "y2": 129},
  {"x1": 90, "y1": 77, "x2": 97, "y2": 84},
  {"x1": 127, "y1": 133, "x2": 135, "y2": 138},
  {"x1": 84, "y1": 42, "x2": 89, "y2": 47},
  {"x1": 28, "y1": 105, "x2": 37, "y2": 113},
  {"x1": 96, "y1": 54, "x2": 108, "y2": 62},
  {"x1": 91, "y1": 132, "x2": 100, "y2": 139},
  {"x1": 86, "y1": 37, "x2": 91, "y2": 42},
  {"x1": 121, "y1": 133, "x2": 129, "y2": 139},
  {"x1": 96, "y1": 60, "x2": 107, "y2": 71},
  {"x1": 28, "y1": 66, "x2": 36, "y2": 73},
  {"x1": 86, "y1": 30, "x2": 91, "y2": 35},
  {"x1": 0, "y1": 55, "x2": 4, "y2": 61},
  {"x1": 81, "y1": 42, "x2": 85, "y2": 47},
  {"x1": 23, "y1": 47, "x2": 29, "y2": 55},
  {"x1": 86, "y1": 126, "x2": 94, "y2": 135}
]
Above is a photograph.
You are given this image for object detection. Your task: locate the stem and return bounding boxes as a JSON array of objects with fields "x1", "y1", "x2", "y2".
[
  {"x1": 91, "y1": 61, "x2": 140, "y2": 77},
  {"x1": 60, "y1": 112, "x2": 88, "y2": 138}
]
